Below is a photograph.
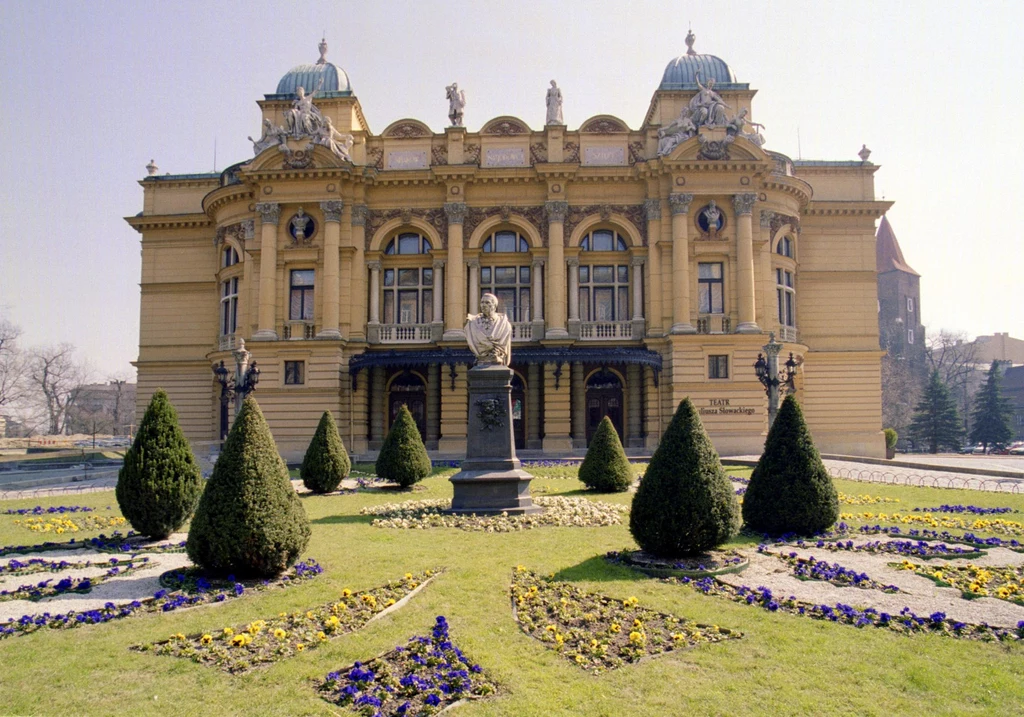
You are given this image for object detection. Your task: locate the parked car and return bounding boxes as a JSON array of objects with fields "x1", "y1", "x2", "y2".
[
  {"x1": 958, "y1": 444, "x2": 977, "y2": 455},
  {"x1": 1009, "y1": 442, "x2": 1024, "y2": 455}
]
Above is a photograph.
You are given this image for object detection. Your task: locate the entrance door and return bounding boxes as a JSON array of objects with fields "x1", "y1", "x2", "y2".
[
  {"x1": 510, "y1": 373, "x2": 525, "y2": 450},
  {"x1": 585, "y1": 369, "x2": 623, "y2": 445},
  {"x1": 388, "y1": 372, "x2": 427, "y2": 440}
]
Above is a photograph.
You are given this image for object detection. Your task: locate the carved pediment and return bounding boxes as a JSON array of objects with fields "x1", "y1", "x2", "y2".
[
  {"x1": 246, "y1": 141, "x2": 351, "y2": 172},
  {"x1": 382, "y1": 119, "x2": 433, "y2": 138},
  {"x1": 481, "y1": 116, "x2": 531, "y2": 135},
  {"x1": 580, "y1": 115, "x2": 629, "y2": 133},
  {"x1": 664, "y1": 133, "x2": 765, "y2": 162}
]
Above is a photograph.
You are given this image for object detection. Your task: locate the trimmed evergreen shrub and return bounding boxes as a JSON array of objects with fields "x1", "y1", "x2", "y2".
[
  {"x1": 375, "y1": 404, "x2": 431, "y2": 489},
  {"x1": 115, "y1": 389, "x2": 203, "y2": 540},
  {"x1": 742, "y1": 395, "x2": 839, "y2": 536},
  {"x1": 301, "y1": 411, "x2": 351, "y2": 494},
  {"x1": 629, "y1": 398, "x2": 741, "y2": 557},
  {"x1": 186, "y1": 396, "x2": 310, "y2": 578},
  {"x1": 883, "y1": 428, "x2": 898, "y2": 449},
  {"x1": 579, "y1": 416, "x2": 633, "y2": 492}
]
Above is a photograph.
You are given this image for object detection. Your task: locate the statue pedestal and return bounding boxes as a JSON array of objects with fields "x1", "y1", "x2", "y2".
[{"x1": 448, "y1": 365, "x2": 542, "y2": 515}]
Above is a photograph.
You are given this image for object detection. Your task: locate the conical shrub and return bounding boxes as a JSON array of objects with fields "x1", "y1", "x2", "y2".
[
  {"x1": 301, "y1": 411, "x2": 351, "y2": 494},
  {"x1": 186, "y1": 396, "x2": 310, "y2": 578},
  {"x1": 115, "y1": 390, "x2": 203, "y2": 539},
  {"x1": 375, "y1": 404, "x2": 431, "y2": 489},
  {"x1": 742, "y1": 395, "x2": 839, "y2": 536},
  {"x1": 579, "y1": 416, "x2": 633, "y2": 492},
  {"x1": 629, "y1": 398, "x2": 740, "y2": 557}
]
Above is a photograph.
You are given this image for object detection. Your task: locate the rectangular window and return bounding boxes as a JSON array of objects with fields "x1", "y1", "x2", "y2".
[
  {"x1": 908, "y1": 328, "x2": 914, "y2": 344},
  {"x1": 907, "y1": 297, "x2": 915, "y2": 312},
  {"x1": 776, "y1": 269, "x2": 795, "y2": 327},
  {"x1": 221, "y1": 277, "x2": 238, "y2": 335},
  {"x1": 708, "y1": 355, "x2": 729, "y2": 379},
  {"x1": 284, "y1": 361, "x2": 305, "y2": 385},
  {"x1": 398, "y1": 290, "x2": 418, "y2": 323},
  {"x1": 698, "y1": 263, "x2": 724, "y2": 314},
  {"x1": 289, "y1": 269, "x2": 315, "y2": 321}
]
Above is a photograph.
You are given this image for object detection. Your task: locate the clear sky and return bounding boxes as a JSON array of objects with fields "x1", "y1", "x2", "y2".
[{"x1": 1, "y1": 0, "x2": 1022, "y2": 377}]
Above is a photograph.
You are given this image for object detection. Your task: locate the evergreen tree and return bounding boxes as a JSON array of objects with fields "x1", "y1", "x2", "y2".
[
  {"x1": 578, "y1": 416, "x2": 633, "y2": 492},
  {"x1": 301, "y1": 411, "x2": 351, "y2": 494},
  {"x1": 629, "y1": 398, "x2": 740, "y2": 557},
  {"x1": 969, "y1": 361, "x2": 1013, "y2": 452},
  {"x1": 742, "y1": 395, "x2": 839, "y2": 536},
  {"x1": 116, "y1": 390, "x2": 203, "y2": 539},
  {"x1": 909, "y1": 369, "x2": 964, "y2": 453},
  {"x1": 376, "y1": 404, "x2": 431, "y2": 488},
  {"x1": 186, "y1": 396, "x2": 310, "y2": 578}
]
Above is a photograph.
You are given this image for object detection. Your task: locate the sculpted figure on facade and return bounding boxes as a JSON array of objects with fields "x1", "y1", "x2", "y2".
[
  {"x1": 689, "y1": 70, "x2": 729, "y2": 128},
  {"x1": 726, "y1": 108, "x2": 765, "y2": 147},
  {"x1": 290, "y1": 208, "x2": 312, "y2": 242},
  {"x1": 446, "y1": 83, "x2": 466, "y2": 127},
  {"x1": 546, "y1": 80, "x2": 563, "y2": 125},
  {"x1": 249, "y1": 118, "x2": 286, "y2": 154},
  {"x1": 702, "y1": 200, "x2": 722, "y2": 237},
  {"x1": 658, "y1": 107, "x2": 697, "y2": 156},
  {"x1": 285, "y1": 85, "x2": 326, "y2": 137},
  {"x1": 465, "y1": 293, "x2": 512, "y2": 366},
  {"x1": 315, "y1": 116, "x2": 354, "y2": 161}
]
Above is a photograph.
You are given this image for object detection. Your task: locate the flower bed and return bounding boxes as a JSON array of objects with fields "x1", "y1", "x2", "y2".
[
  {"x1": 665, "y1": 575, "x2": 1024, "y2": 642},
  {"x1": 840, "y1": 512, "x2": 1024, "y2": 538},
  {"x1": 784, "y1": 538, "x2": 986, "y2": 561},
  {"x1": 510, "y1": 567, "x2": 740, "y2": 674},
  {"x1": 3, "y1": 506, "x2": 96, "y2": 515},
  {"x1": 315, "y1": 616, "x2": 497, "y2": 715},
  {"x1": 605, "y1": 549, "x2": 748, "y2": 578},
  {"x1": 361, "y1": 496, "x2": 626, "y2": 532},
  {"x1": 912, "y1": 505, "x2": 1016, "y2": 515},
  {"x1": 134, "y1": 569, "x2": 439, "y2": 674},
  {"x1": 0, "y1": 559, "x2": 323, "y2": 640},
  {"x1": 1, "y1": 557, "x2": 95, "y2": 577},
  {"x1": 12, "y1": 515, "x2": 127, "y2": 534},
  {"x1": 0, "y1": 532, "x2": 187, "y2": 558},
  {"x1": 848, "y1": 526, "x2": 1023, "y2": 552},
  {"x1": 894, "y1": 560, "x2": 1024, "y2": 604},
  {"x1": 839, "y1": 493, "x2": 900, "y2": 506},
  {"x1": 1, "y1": 556, "x2": 150, "y2": 601},
  {"x1": 759, "y1": 549, "x2": 899, "y2": 592}
]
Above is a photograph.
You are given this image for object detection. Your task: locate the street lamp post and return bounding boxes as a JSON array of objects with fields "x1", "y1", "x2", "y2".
[
  {"x1": 213, "y1": 339, "x2": 260, "y2": 441},
  {"x1": 753, "y1": 332, "x2": 798, "y2": 429}
]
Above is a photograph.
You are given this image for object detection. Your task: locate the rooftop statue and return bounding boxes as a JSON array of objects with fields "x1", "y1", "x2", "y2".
[
  {"x1": 546, "y1": 80, "x2": 563, "y2": 125},
  {"x1": 658, "y1": 107, "x2": 697, "y2": 156},
  {"x1": 465, "y1": 293, "x2": 511, "y2": 366},
  {"x1": 446, "y1": 83, "x2": 466, "y2": 127},
  {"x1": 249, "y1": 118, "x2": 286, "y2": 154},
  {"x1": 315, "y1": 116, "x2": 354, "y2": 161},
  {"x1": 726, "y1": 108, "x2": 766, "y2": 147},
  {"x1": 688, "y1": 70, "x2": 729, "y2": 128},
  {"x1": 284, "y1": 85, "x2": 326, "y2": 138}
]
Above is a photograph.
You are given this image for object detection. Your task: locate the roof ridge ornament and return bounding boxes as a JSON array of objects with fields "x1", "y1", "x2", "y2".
[
  {"x1": 685, "y1": 28, "x2": 697, "y2": 55},
  {"x1": 317, "y1": 37, "x2": 328, "y2": 65}
]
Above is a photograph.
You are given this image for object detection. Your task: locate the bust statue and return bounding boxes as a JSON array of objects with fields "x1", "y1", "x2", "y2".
[{"x1": 465, "y1": 293, "x2": 512, "y2": 366}]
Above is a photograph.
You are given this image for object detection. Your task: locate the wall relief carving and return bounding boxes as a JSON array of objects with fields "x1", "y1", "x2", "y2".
[
  {"x1": 366, "y1": 208, "x2": 448, "y2": 250},
  {"x1": 563, "y1": 204, "x2": 647, "y2": 247}
]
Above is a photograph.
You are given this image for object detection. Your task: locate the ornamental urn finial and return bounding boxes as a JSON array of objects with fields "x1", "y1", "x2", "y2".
[
  {"x1": 146, "y1": 159, "x2": 158, "y2": 176},
  {"x1": 685, "y1": 28, "x2": 697, "y2": 55},
  {"x1": 858, "y1": 144, "x2": 872, "y2": 162},
  {"x1": 317, "y1": 37, "x2": 328, "y2": 65}
]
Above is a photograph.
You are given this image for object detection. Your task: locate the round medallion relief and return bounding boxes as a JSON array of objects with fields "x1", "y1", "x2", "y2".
[
  {"x1": 759, "y1": 192, "x2": 768, "y2": 201},
  {"x1": 740, "y1": 176, "x2": 750, "y2": 186},
  {"x1": 675, "y1": 177, "x2": 686, "y2": 186},
  {"x1": 263, "y1": 186, "x2": 273, "y2": 195},
  {"x1": 450, "y1": 186, "x2": 461, "y2": 195},
  {"x1": 552, "y1": 183, "x2": 562, "y2": 193},
  {"x1": 326, "y1": 183, "x2": 336, "y2": 192}
]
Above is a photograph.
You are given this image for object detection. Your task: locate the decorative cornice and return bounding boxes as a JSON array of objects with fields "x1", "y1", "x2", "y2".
[
  {"x1": 256, "y1": 202, "x2": 280, "y2": 225},
  {"x1": 125, "y1": 213, "x2": 212, "y2": 232},
  {"x1": 668, "y1": 193, "x2": 694, "y2": 215},
  {"x1": 732, "y1": 193, "x2": 757, "y2": 216},
  {"x1": 644, "y1": 199, "x2": 662, "y2": 221},
  {"x1": 351, "y1": 205, "x2": 369, "y2": 227},
  {"x1": 444, "y1": 202, "x2": 467, "y2": 224},
  {"x1": 544, "y1": 200, "x2": 569, "y2": 223},
  {"x1": 320, "y1": 200, "x2": 344, "y2": 222}
]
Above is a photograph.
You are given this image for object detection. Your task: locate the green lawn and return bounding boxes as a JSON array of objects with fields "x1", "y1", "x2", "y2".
[{"x1": 1, "y1": 466, "x2": 1022, "y2": 716}]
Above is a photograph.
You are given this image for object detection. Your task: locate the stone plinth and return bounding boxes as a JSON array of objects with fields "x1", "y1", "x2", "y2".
[{"x1": 448, "y1": 365, "x2": 542, "y2": 515}]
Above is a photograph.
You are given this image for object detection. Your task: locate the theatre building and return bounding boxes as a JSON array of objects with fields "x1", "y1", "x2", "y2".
[{"x1": 127, "y1": 34, "x2": 888, "y2": 460}]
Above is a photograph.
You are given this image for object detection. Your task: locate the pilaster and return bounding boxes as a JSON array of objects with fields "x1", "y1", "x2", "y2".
[
  {"x1": 317, "y1": 200, "x2": 343, "y2": 339},
  {"x1": 544, "y1": 201, "x2": 569, "y2": 338},
  {"x1": 668, "y1": 193, "x2": 695, "y2": 334},
  {"x1": 733, "y1": 193, "x2": 760, "y2": 333},
  {"x1": 253, "y1": 202, "x2": 280, "y2": 340},
  {"x1": 542, "y1": 361, "x2": 572, "y2": 453},
  {"x1": 443, "y1": 202, "x2": 467, "y2": 340}
]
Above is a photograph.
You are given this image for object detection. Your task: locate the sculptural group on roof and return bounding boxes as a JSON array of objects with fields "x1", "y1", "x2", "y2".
[
  {"x1": 657, "y1": 70, "x2": 765, "y2": 157},
  {"x1": 248, "y1": 84, "x2": 354, "y2": 162}
]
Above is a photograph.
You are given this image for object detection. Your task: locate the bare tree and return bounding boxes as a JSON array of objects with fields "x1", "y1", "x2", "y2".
[
  {"x1": 926, "y1": 329, "x2": 979, "y2": 435},
  {"x1": 881, "y1": 353, "x2": 919, "y2": 439},
  {"x1": 27, "y1": 344, "x2": 90, "y2": 435},
  {"x1": 0, "y1": 318, "x2": 25, "y2": 410},
  {"x1": 108, "y1": 374, "x2": 136, "y2": 435}
]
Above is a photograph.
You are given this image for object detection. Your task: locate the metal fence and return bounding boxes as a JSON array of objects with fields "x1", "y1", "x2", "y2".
[{"x1": 828, "y1": 465, "x2": 1024, "y2": 494}]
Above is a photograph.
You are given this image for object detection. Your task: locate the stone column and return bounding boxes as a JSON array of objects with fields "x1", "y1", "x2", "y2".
[
  {"x1": 443, "y1": 202, "x2": 467, "y2": 340},
  {"x1": 644, "y1": 199, "x2": 664, "y2": 333},
  {"x1": 367, "y1": 261, "x2": 381, "y2": 323},
  {"x1": 545, "y1": 201, "x2": 569, "y2": 338},
  {"x1": 530, "y1": 257, "x2": 545, "y2": 337},
  {"x1": 318, "y1": 200, "x2": 343, "y2": 339},
  {"x1": 567, "y1": 258, "x2": 580, "y2": 322},
  {"x1": 626, "y1": 364, "x2": 643, "y2": 448},
  {"x1": 526, "y1": 363, "x2": 541, "y2": 450},
  {"x1": 431, "y1": 259, "x2": 444, "y2": 341},
  {"x1": 631, "y1": 256, "x2": 646, "y2": 340},
  {"x1": 425, "y1": 363, "x2": 441, "y2": 450},
  {"x1": 668, "y1": 193, "x2": 695, "y2": 334},
  {"x1": 369, "y1": 365, "x2": 386, "y2": 451},
  {"x1": 350, "y1": 205, "x2": 368, "y2": 340},
  {"x1": 733, "y1": 193, "x2": 760, "y2": 333},
  {"x1": 467, "y1": 259, "x2": 480, "y2": 315},
  {"x1": 570, "y1": 361, "x2": 586, "y2": 450},
  {"x1": 253, "y1": 202, "x2": 280, "y2": 340},
  {"x1": 542, "y1": 362, "x2": 572, "y2": 453}
]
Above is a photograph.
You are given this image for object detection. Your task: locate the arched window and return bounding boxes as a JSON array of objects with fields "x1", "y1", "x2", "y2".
[
  {"x1": 580, "y1": 229, "x2": 627, "y2": 252},
  {"x1": 222, "y1": 246, "x2": 239, "y2": 267},
  {"x1": 482, "y1": 230, "x2": 529, "y2": 253},
  {"x1": 776, "y1": 236, "x2": 793, "y2": 258},
  {"x1": 481, "y1": 231, "x2": 533, "y2": 322},
  {"x1": 384, "y1": 232, "x2": 432, "y2": 255}
]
